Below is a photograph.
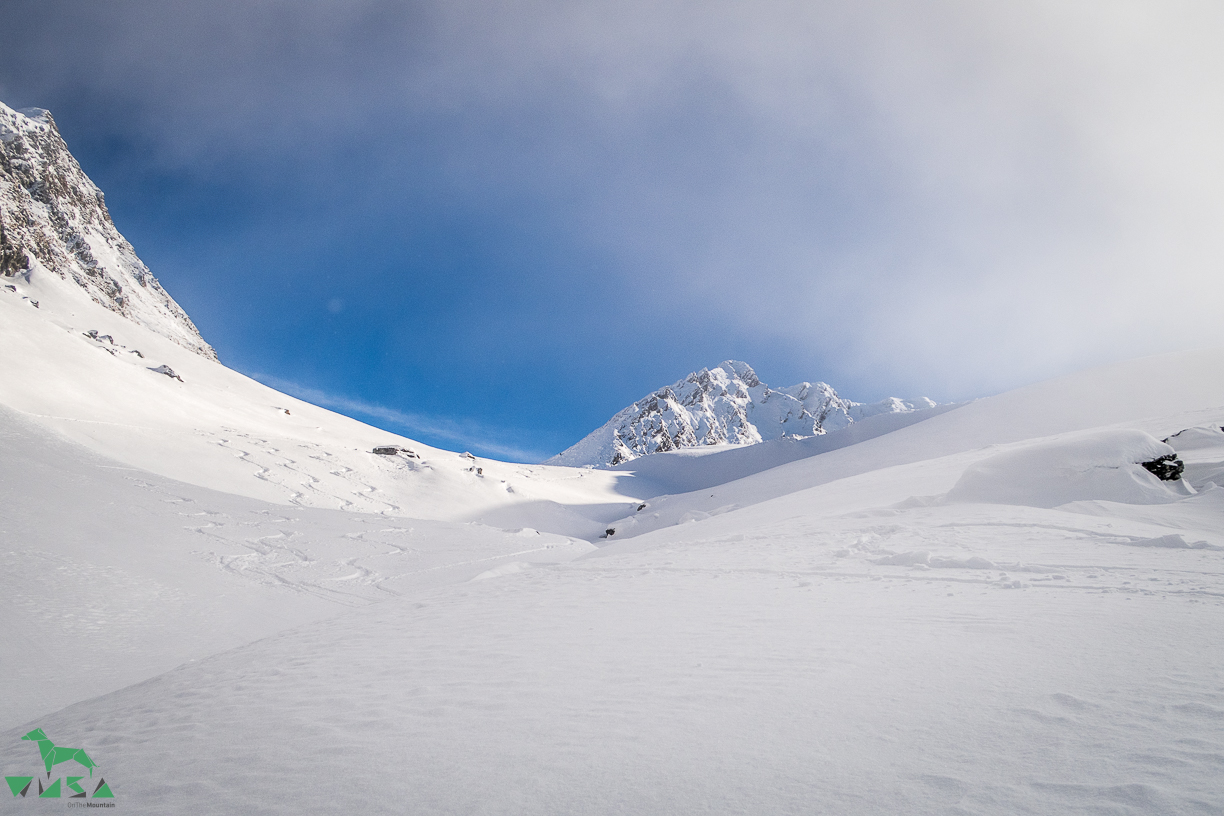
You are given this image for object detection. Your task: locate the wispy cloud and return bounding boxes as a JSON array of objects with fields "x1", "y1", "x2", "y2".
[{"x1": 248, "y1": 373, "x2": 551, "y2": 464}]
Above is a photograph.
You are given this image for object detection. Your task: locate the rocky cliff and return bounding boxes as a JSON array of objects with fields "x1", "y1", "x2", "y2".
[{"x1": 0, "y1": 101, "x2": 215, "y2": 359}]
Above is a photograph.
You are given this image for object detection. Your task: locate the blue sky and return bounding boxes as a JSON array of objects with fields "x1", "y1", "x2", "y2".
[{"x1": 3, "y1": 1, "x2": 1223, "y2": 462}]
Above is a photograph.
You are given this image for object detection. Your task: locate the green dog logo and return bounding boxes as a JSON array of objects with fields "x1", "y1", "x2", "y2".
[
  {"x1": 20, "y1": 728, "x2": 96, "y2": 778},
  {"x1": 4, "y1": 729, "x2": 113, "y2": 799}
]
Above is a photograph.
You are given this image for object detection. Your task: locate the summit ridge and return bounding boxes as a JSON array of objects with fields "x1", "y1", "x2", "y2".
[{"x1": 548, "y1": 360, "x2": 935, "y2": 467}]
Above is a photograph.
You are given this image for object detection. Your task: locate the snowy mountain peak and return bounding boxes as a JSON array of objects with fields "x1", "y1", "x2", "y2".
[
  {"x1": 706, "y1": 360, "x2": 760, "y2": 387},
  {"x1": 548, "y1": 362, "x2": 936, "y2": 468},
  {"x1": 0, "y1": 99, "x2": 216, "y2": 360}
]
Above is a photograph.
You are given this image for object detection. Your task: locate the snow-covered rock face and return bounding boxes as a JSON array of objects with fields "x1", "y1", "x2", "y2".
[
  {"x1": 549, "y1": 360, "x2": 935, "y2": 467},
  {"x1": 0, "y1": 101, "x2": 216, "y2": 360}
]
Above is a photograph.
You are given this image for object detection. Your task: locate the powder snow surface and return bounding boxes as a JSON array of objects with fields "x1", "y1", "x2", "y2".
[{"x1": 3, "y1": 267, "x2": 1224, "y2": 812}]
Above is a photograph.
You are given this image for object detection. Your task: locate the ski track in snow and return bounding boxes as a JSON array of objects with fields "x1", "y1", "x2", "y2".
[
  {"x1": 109, "y1": 470, "x2": 587, "y2": 606},
  {"x1": 206, "y1": 431, "x2": 407, "y2": 514}
]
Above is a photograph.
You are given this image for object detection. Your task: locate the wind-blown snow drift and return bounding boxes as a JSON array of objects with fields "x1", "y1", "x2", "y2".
[{"x1": 948, "y1": 429, "x2": 1192, "y2": 508}]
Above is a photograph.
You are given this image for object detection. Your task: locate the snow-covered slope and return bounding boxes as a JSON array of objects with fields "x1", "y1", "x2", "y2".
[
  {"x1": 4, "y1": 348, "x2": 1223, "y2": 814},
  {"x1": 601, "y1": 348, "x2": 1224, "y2": 541},
  {"x1": 0, "y1": 262, "x2": 653, "y2": 539},
  {"x1": 0, "y1": 403, "x2": 594, "y2": 730},
  {"x1": 0, "y1": 101, "x2": 214, "y2": 359},
  {"x1": 548, "y1": 360, "x2": 935, "y2": 467}
]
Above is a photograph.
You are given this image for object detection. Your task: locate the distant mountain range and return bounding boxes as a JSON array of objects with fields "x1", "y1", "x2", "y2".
[{"x1": 547, "y1": 360, "x2": 935, "y2": 468}]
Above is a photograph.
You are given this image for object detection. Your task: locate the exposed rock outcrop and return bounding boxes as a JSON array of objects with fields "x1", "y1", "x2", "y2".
[
  {"x1": 1141, "y1": 453, "x2": 1185, "y2": 481},
  {"x1": 149, "y1": 364, "x2": 183, "y2": 382},
  {"x1": 0, "y1": 101, "x2": 216, "y2": 360}
]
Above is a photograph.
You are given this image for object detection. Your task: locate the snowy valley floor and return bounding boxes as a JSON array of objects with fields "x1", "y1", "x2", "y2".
[
  {"x1": 0, "y1": 406, "x2": 593, "y2": 731},
  {"x1": 3, "y1": 349, "x2": 1224, "y2": 813},
  {"x1": 5, "y1": 482, "x2": 1224, "y2": 814}
]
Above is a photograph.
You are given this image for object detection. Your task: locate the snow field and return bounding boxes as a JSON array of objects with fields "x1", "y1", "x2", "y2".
[
  {"x1": 947, "y1": 429, "x2": 1191, "y2": 508},
  {"x1": 6, "y1": 547, "x2": 1222, "y2": 815},
  {"x1": 0, "y1": 406, "x2": 592, "y2": 731},
  {"x1": 5, "y1": 399, "x2": 1223, "y2": 812}
]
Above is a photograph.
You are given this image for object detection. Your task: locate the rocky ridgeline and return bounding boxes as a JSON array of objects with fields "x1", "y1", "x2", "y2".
[
  {"x1": 0, "y1": 100, "x2": 216, "y2": 360},
  {"x1": 548, "y1": 360, "x2": 936, "y2": 468}
]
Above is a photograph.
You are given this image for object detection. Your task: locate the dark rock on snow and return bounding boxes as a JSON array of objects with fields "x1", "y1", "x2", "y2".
[
  {"x1": 149, "y1": 364, "x2": 183, "y2": 382},
  {"x1": 1141, "y1": 453, "x2": 1185, "y2": 481},
  {"x1": 373, "y1": 445, "x2": 417, "y2": 457}
]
